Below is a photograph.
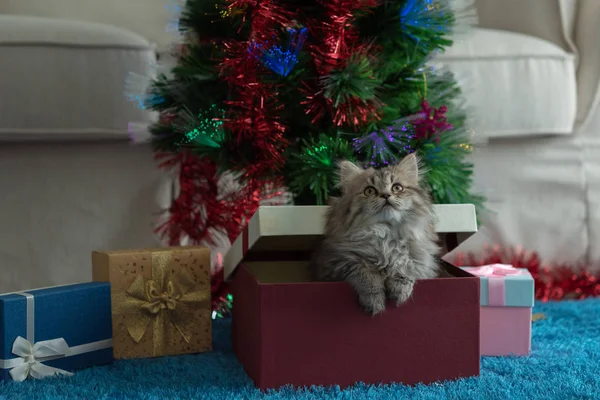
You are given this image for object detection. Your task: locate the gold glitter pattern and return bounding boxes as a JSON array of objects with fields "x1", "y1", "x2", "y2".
[{"x1": 92, "y1": 247, "x2": 212, "y2": 359}]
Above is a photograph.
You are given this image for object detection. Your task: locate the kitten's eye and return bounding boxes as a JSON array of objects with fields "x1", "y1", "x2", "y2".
[
  {"x1": 391, "y1": 183, "x2": 404, "y2": 193},
  {"x1": 364, "y1": 186, "x2": 378, "y2": 197}
]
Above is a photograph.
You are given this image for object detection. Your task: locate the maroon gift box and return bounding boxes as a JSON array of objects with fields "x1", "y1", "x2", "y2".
[{"x1": 224, "y1": 205, "x2": 480, "y2": 390}]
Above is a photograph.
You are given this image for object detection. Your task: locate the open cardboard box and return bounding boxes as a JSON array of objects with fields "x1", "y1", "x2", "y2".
[{"x1": 224, "y1": 205, "x2": 480, "y2": 390}]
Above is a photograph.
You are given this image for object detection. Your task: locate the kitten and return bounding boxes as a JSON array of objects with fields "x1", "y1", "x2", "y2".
[{"x1": 310, "y1": 153, "x2": 440, "y2": 315}]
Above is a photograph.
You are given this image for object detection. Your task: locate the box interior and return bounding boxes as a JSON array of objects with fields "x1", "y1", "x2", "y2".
[
  {"x1": 242, "y1": 232, "x2": 470, "y2": 284},
  {"x1": 248, "y1": 235, "x2": 321, "y2": 253},
  {"x1": 245, "y1": 261, "x2": 313, "y2": 283},
  {"x1": 245, "y1": 233, "x2": 456, "y2": 258},
  {"x1": 244, "y1": 259, "x2": 469, "y2": 284}
]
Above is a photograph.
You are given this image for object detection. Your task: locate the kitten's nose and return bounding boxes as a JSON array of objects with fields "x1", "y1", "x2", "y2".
[{"x1": 381, "y1": 193, "x2": 390, "y2": 199}]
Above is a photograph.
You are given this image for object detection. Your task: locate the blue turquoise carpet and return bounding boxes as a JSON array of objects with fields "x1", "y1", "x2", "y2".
[{"x1": 1, "y1": 299, "x2": 599, "y2": 400}]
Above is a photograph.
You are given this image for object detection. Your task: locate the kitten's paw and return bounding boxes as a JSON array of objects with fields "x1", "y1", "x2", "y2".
[
  {"x1": 386, "y1": 278, "x2": 415, "y2": 307},
  {"x1": 358, "y1": 292, "x2": 386, "y2": 316}
]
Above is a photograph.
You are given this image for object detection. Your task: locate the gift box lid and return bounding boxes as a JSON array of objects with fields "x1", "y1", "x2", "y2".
[
  {"x1": 224, "y1": 204, "x2": 477, "y2": 280},
  {"x1": 460, "y1": 266, "x2": 534, "y2": 307}
]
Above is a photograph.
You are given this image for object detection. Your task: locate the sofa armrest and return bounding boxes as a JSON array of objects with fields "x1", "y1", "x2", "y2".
[
  {"x1": 475, "y1": 0, "x2": 577, "y2": 54},
  {"x1": 574, "y1": 0, "x2": 600, "y2": 131}
]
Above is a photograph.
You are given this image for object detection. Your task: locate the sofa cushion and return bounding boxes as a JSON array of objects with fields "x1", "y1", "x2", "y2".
[
  {"x1": 0, "y1": 0, "x2": 174, "y2": 53},
  {"x1": 474, "y1": 0, "x2": 577, "y2": 54},
  {"x1": 0, "y1": 15, "x2": 157, "y2": 141},
  {"x1": 435, "y1": 28, "x2": 577, "y2": 139}
]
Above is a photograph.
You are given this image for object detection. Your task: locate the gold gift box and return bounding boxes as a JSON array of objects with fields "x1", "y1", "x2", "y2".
[{"x1": 92, "y1": 246, "x2": 212, "y2": 359}]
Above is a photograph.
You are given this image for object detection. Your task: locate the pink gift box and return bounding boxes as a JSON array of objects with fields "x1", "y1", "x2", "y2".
[{"x1": 461, "y1": 265, "x2": 535, "y2": 356}]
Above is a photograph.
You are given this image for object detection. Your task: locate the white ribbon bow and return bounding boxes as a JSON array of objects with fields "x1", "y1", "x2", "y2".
[{"x1": 9, "y1": 336, "x2": 74, "y2": 382}]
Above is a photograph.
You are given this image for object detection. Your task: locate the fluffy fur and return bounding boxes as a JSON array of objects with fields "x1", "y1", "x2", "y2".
[{"x1": 310, "y1": 153, "x2": 440, "y2": 315}]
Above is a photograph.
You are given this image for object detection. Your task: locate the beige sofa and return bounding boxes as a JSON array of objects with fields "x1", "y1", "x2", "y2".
[
  {"x1": 439, "y1": 0, "x2": 600, "y2": 268},
  {"x1": 0, "y1": 0, "x2": 598, "y2": 292}
]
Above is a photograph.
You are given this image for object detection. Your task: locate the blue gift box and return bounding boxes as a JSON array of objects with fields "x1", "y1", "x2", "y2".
[
  {"x1": 0, "y1": 282, "x2": 113, "y2": 381},
  {"x1": 460, "y1": 266, "x2": 535, "y2": 307}
]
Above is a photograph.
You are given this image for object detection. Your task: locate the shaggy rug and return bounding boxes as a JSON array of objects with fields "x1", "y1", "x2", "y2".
[{"x1": 1, "y1": 299, "x2": 599, "y2": 400}]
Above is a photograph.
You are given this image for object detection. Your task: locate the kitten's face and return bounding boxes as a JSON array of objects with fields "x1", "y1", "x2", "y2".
[{"x1": 338, "y1": 154, "x2": 422, "y2": 224}]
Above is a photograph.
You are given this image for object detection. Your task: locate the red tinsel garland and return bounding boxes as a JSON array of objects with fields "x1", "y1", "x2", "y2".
[
  {"x1": 220, "y1": 0, "x2": 291, "y2": 179},
  {"x1": 302, "y1": 0, "x2": 380, "y2": 129},
  {"x1": 154, "y1": 151, "x2": 279, "y2": 246},
  {"x1": 453, "y1": 245, "x2": 600, "y2": 302},
  {"x1": 155, "y1": 153, "x2": 234, "y2": 244},
  {"x1": 154, "y1": 0, "x2": 293, "y2": 249},
  {"x1": 155, "y1": 149, "x2": 288, "y2": 317}
]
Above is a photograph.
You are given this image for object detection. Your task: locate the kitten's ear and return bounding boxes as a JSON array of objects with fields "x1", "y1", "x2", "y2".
[
  {"x1": 395, "y1": 153, "x2": 420, "y2": 184},
  {"x1": 338, "y1": 160, "x2": 363, "y2": 188}
]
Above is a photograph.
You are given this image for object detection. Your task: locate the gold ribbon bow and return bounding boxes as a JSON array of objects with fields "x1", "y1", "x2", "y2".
[{"x1": 114, "y1": 251, "x2": 209, "y2": 355}]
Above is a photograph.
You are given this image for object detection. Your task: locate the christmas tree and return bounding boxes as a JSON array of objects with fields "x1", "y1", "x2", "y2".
[{"x1": 128, "y1": 0, "x2": 483, "y2": 265}]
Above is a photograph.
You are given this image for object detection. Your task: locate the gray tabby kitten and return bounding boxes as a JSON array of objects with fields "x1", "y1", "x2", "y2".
[{"x1": 310, "y1": 153, "x2": 440, "y2": 315}]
